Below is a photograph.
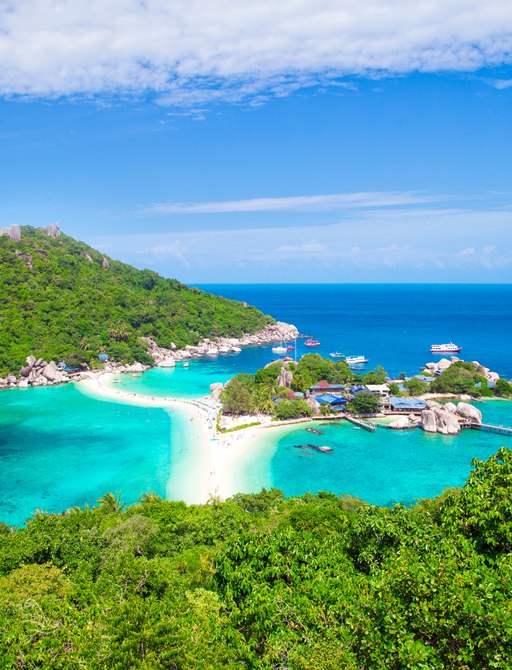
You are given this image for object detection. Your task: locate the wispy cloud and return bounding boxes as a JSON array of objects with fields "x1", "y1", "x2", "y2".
[
  {"x1": 0, "y1": 2, "x2": 511, "y2": 104},
  {"x1": 141, "y1": 191, "x2": 440, "y2": 215},
  {"x1": 489, "y1": 79, "x2": 512, "y2": 89},
  {"x1": 92, "y1": 205, "x2": 512, "y2": 282}
]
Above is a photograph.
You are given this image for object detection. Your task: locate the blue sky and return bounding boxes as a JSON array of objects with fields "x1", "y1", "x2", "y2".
[{"x1": 1, "y1": 1, "x2": 512, "y2": 282}]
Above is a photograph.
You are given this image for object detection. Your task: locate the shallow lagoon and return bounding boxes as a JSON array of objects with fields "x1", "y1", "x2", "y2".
[
  {"x1": 0, "y1": 384, "x2": 176, "y2": 526},
  {"x1": 2, "y1": 361, "x2": 512, "y2": 525}
]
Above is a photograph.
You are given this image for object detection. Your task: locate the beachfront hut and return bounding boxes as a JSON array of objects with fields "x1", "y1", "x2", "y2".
[
  {"x1": 349, "y1": 385, "x2": 364, "y2": 396},
  {"x1": 388, "y1": 397, "x2": 427, "y2": 412},
  {"x1": 316, "y1": 394, "x2": 347, "y2": 412}
]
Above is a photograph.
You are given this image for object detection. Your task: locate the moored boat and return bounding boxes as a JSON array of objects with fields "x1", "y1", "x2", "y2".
[
  {"x1": 430, "y1": 342, "x2": 462, "y2": 353},
  {"x1": 329, "y1": 351, "x2": 344, "y2": 358},
  {"x1": 305, "y1": 338, "x2": 320, "y2": 347},
  {"x1": 346, "y1": 355, "x2": 368, "y2": 365},
  {"x1": 272, "y1": 344, "x2": 288, "y2": 355}
]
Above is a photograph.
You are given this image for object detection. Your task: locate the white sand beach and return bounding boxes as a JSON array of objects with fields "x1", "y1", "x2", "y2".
[{"x1": 78, "y1": 373, "x2": 268, "y2": 504}]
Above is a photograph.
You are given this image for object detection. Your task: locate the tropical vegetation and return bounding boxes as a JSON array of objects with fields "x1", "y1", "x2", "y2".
[
  {"x1": 1, "y1": 448, "x2": 511, "y2": 668},
  {"x1": 0, "y1": 227, "x2": 273, "y2": 375}
]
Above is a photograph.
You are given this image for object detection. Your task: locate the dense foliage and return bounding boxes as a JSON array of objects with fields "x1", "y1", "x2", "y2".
[
  {"x1": 0, "y1": 227, "x2": 273, "y2": 374},
  {"x1": 1, "y1": 449, "x2": 511, "y2": 668},
  {"x1": 430, "y1": 361, "x2": 486, "y2": 395},
  {"x1": 348, "y1": 390, "x2": 381, "y2": 415},
  {"x1": 222, "y1": 355, "x2": 354, "y2": 416}
]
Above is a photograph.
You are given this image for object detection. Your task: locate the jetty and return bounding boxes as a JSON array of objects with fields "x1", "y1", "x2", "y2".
[
  {"x1": 344, "y1": 415, "x2": 376, "y2": 432},
  {"x1": 461, "y1": 421, "x2": 512, "y2": 437}
]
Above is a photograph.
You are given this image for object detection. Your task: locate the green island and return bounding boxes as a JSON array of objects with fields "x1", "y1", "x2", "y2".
[
  {"x1": 0, "y1": 226, "x2": 273, "y2": 375},
  {"x1": 220, "y1": 354, "x2": 512, "y2": 423},
  {"x1": 1, "y1": 449, "x2": 511, "y2": 668}
]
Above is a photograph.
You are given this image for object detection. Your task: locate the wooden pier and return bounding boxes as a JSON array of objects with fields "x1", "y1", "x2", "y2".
[
  {"x1": 462, "y1": 421, "x2": 512, "y2": 437},
  {"x1": 344, "y1": 415, "x2": 377, "y2": 432}
]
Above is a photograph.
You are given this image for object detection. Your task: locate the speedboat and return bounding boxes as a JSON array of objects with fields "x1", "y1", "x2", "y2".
[
  {"x1": 430, "y1": 342, "x2": 462, "y2": 354},
  {"x1": 329, "y1": 351, "x2": 344, "y2": 358}
]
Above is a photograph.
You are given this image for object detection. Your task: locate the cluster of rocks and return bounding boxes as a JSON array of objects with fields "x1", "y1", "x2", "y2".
[
  {"x1": 145, "y1": 322, "x2": 299, "y2": 368},
  {"x1": 0, "y1": 356, "x2": 149, "y2": 390},
  {"x1": 0, "y1": 223, "x2": 61, "y2": 242},
  {"x1": 423, "y1": 357, "x2": 500, "y2": 384},
  {"x1": 420, "y1": 400, "x2": 482, "y2": 435},
  {"x1": 1, "y1": 323, "x2": 299, "y2": 391},
  {"x1": 389, "y1": 414, "x2": 422, "y2": 430}
]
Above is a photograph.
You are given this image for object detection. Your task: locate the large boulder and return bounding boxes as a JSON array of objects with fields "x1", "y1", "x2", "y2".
[
  {"x1": 456, "y1": 402, "x2": 482, "y2": 424},
  {"x1": 45, "y1": 223, "x2": 61, "y2": 237},
  {"x1": 420, "y1": 409, "x2": 437, "y2": 433},
  {"x1": 389, "y1": 417, "x2": 411, "y2": 429},
  {"x1": 19, "y1": 365, "x2": 33, "y2": 378},
  {"x1": 433, "y1": 407, "x2": 461, "y2": 435},
  {"x1": 42, "y1": 361, "x2": 59, "y2": 381},
  {"x1": 306, "y1": 396, "x2": 321, "y2": 415},
  {"x1": 210, "y1": 382, "x2": 224, "y2": 402},
  {"x1": 276, "y1": 366, "x2": 293, "y2": 388},
  {"x1": 444, "y1": 402, "x2": 457, "y2": 413}
]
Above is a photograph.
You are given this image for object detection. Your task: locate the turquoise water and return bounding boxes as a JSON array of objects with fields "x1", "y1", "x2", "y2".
[
  {"x1": 110, "y1": 360, "x2": 236, "y2": 398},
  {"x1": 2, "y1": 284, "x2": 512, "y2": 524},
  {"x1": 0, "y1": 384, "x2": 177, "y2": 526},
  {"x1": 238, "y1": 406, "x2": 509, "y2": 506}
]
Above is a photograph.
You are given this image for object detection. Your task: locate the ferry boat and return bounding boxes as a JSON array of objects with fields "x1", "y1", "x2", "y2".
[
  {"x1": 272, "y1": 344, "x2": 288, "y2": 355},
  {"x1": 304, "y1": 338, "x2": 320, "y2": 347},
  {"x1": 346, "y1": 355, "x2": 368, "y2": 365},
  {"x1": 429, "y1": 342, "x2": 462, "y2": 354}
]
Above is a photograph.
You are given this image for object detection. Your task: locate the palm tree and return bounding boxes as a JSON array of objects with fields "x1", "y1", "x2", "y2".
[{"x1": 97, "y1": 492, "x2": 125, "y2": 513}]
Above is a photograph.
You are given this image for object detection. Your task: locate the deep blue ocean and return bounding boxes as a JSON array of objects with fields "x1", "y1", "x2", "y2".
[{"x1": 198, "y1": 284, "x2": 512, "y2": 378}]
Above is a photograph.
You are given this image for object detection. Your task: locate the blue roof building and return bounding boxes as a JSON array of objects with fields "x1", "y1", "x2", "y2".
[{"x1": 389, "y1": 397, "x2": 427, "y2": 411}]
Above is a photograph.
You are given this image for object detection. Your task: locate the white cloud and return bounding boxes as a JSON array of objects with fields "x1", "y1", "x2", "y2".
[
  {"x1": 142, "y1": 191, "x2": 438, "y2": 215},
  {"x1": 456, "y1": 247, "x2": 476, "y2": 255},
  {"x1": 491, "y1": 79, "x2": 512, "y2": 89},
  {"x1": 0, "y1": 1, "x2": 511, "y2": 103}
]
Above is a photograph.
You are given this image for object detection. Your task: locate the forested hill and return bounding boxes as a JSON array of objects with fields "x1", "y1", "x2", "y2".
[
  {"x1": 0, "y1": 226, "x2": 273, "y2": 374},
  {"x1": 0, "y1": 449, "x2": 511, "y2": 667}
]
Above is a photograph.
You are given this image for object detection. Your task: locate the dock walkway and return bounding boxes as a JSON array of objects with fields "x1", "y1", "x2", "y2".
[
  {"x1": 462, "y1": 421, "x2": 512, "y2": 437},
  {"x1": 344, "y1": 415, "x2": 377, "y2": 432}
]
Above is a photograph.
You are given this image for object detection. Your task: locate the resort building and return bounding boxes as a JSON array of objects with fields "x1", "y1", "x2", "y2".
[{"x1": 364, "y1": 384, "x2": 390, "y2": 398}]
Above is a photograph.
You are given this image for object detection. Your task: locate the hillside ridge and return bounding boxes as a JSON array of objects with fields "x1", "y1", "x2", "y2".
[{"x1": 0, "y1": 225, "x2": 279, "y2": 377}]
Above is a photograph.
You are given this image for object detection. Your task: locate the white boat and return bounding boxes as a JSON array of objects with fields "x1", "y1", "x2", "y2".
[
  {"x1": 329, "y1": 351, "x2": 344, "y2": 358},
  {"x1": 272, "y1": 344, "x2": 288, "y2": 355},
  {"x1": 346, "y1": 355, "x2": 368, "y2": 365},
  {"x1": 430, "y1": 342, "x2": 462, "y2": 354}
]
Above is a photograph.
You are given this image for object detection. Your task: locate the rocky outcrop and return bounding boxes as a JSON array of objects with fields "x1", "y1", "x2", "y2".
[
  {"x1": 421, "y1": 409, "x2": 438, "y2": 433},
  {"x1": 15, "y1": 250, "x2": 32, "y2": 268},
  {"x1": 102, "y1": 258, "x2": 111, "y2": 269},
  {"x1": 420, "y1": 400, "x2": 481, "y2": 434},
  {"x1": 276, "y1": 366, "x2": 293, "y2": 388},
  {"x1": 455, "y1": 402, "x2": 482, "y2": 424},
  {"x1": 389, "y1": 416, "x2": 413, "y2": 430},
  {"x1": 210, "y1": 382, "x2": 224, "y2": 402},
  {"x1": 423, "y1": 357, "x2": 500, "y2": 385},
  {"x1": 306, "y1": 396, "x2": 321, "y2": 415},
  {"x1": 420, "y1": 403, "x2": 461, "y2": 434},
  {"x1": 143, "y1": 322, "x2": 299, "y2": 368},
  {"x1": 45, "y1": 223, "x2": 61, "y2": 237},
  {"x1": 0, "y1": 224, "x2": 21, "y2": 242}
]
